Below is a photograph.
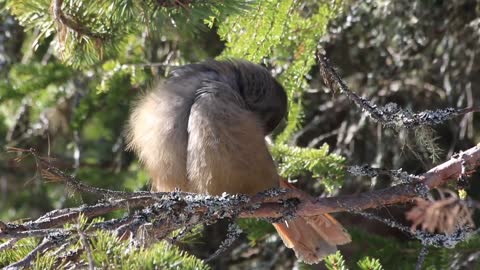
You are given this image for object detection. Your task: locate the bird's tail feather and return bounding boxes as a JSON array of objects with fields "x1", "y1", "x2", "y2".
[{"x1": 273, "y1": 179, "x2": 351, "y2": 264}]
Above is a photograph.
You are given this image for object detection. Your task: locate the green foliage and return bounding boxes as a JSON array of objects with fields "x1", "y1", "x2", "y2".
[
  {"x1": 97, "y1": 60, "x2": 147, "y2": 93},
  {"x1": 347, "y1": 228, "x2": 417, "y2": 269},
  {"x1": 89, "y1": 230, "x2": 210, "y2": 270},
  {"x1": 32, "y1": 252, "x2": 57, "y2": 270},
  {"x1": 219, "y1": 0, "x2": 343, "y2": 144},
  {"x1": 8, "y1": 0, "x2": 480, "y2": 269},
  {"x1": 325, "y1": 251, "x2": 384, "y2": 270},
  {"x1": 271, "y1": 143, "x2": 345, "y2": 193},
  {"x1": 0, "y1": 62, "x2": 74, "y2": 132},
  {"x1": 122, "y1": 162, "x2": 151, "y2": 191},
  {"x1": 170, "y1": 225, "x2": 205, "y2": 245},
  {"x1": 324, "y1": 251, "x2": 385, "y2": 270},
  {"x1": 0, "y1": 238, "x2": 37, "y2": 267},
  {"x1": 218, "y1": 1, "x2": 346, "y2": 191},
  {"x1": 236, "y1": 218, "x2": 275, "y2": 244},
  {"x1": 325, "y1": 251, "x2": 348, "y2": 270},
  {"x1": 357, "y1": 256, "x2": 384, "y2": 270},
  {"x1": 0, "y1": 230, "x2": 209, "y2": 269},
  {"x1": 5, "y1": 0, "x2": 251, "y2": 67},
  {"x1": 2, "y1": 62, "x2": 74, "y2": 99},
  {"x1": 218, "y1": 0, "x2": 296, "y2": 63},
  {"x1": 0, "y1": 238, "x2": 58, "y2": 269}
]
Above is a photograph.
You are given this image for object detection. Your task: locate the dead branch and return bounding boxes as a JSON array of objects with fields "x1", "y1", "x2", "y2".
[
  {"x1": 406, "y1": 189, "x2": 474, "y2": 235},
  {"x1": 317, "y1": 53, "x2": 480, "y2": 129}
]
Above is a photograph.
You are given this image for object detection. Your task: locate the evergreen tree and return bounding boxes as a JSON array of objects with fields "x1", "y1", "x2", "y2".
[{"x1": 1, "y1": 0, "x2": 480, "y2": 269}]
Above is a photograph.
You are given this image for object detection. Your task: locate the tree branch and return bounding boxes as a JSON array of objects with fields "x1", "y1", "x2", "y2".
[
  {"x1": 243, "y1": 145, "x2": 480, "y2": 218},
  {"x1": 1, "y1": 146, "x2": 479, "y2": 236},
  {"x1": 317, "y1": 53, "x2": 480, "y2": 129},
  {"x1": 1, "y1": 144, "x2": 479, "y2": 268},
  {"x1": 52, "y1": 0, "x2": 107, "y2": 39},
  {"x1": 4, "y1": 238, "x2": 62, "y2": 270}
]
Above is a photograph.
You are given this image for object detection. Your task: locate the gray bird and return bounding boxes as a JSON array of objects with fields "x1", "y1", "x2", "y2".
[{"x1": 126, "y1": 59, "x2": 350, "y2": 264}]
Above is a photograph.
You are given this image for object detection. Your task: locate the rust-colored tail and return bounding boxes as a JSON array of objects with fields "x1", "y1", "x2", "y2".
[{"x1": 273, "y1": 179, "x2": 351, "y2": 264}]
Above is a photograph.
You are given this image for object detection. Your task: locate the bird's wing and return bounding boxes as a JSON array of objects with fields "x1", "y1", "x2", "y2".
[{"x1": 187, "y1": 80, "x2": 279, "y2": 195}]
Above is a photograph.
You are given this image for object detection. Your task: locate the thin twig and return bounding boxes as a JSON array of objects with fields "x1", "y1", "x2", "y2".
[
  {"x1": 77, "y1": 225, "x2": 95, "y2": 270},
  {"x1": 205, "y1": 222, "x2": 242, "y2": 262},
  {"x1": 317, "y1": 53, "x2": 480, "y2": 129},
  {"x1": 52, "y1": 0, "x2": 106, "y2": 39},
  {"x1": 4, "y1": 238, "x2": 58, "y2": 270},
  {"x1": 0, "y1": 238, "x2": 19, "y2": 252},
  {"x1": 415, "y1": 245, "x2": 429, "y2": 270}
]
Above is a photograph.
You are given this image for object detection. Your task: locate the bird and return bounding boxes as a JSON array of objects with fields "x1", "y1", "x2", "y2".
[{"x1": 126, "y1": 59, "x2": 350, "y2": 264}]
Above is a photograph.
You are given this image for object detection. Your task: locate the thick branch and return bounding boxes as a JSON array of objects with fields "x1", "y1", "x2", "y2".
[
  {"x1": 1, "y1": 146, "x2": 479, "y2": 262},
  {"x1": 242, "y1": 145, "x2": 480, "y2": 218},
  {"x1": 1, "y1": 146, "x2": 479, "y2": 268},
  {"x1": 2, "y1": 146, "x2": 479, "y2": 236}
]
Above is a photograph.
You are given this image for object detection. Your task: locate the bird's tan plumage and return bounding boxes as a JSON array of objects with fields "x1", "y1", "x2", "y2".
[{"x1": 126, "y1": 59, "x2": 350, "y2": 264}]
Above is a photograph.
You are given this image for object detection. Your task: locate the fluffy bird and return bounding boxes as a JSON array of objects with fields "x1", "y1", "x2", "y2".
[{"x1": 127, "y1": 59, "x2": 350, "y2": 264}]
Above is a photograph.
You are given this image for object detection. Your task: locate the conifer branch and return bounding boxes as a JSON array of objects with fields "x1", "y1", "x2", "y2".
[{"x1": 52, "y1": 0, "x2": 106, "y2": 39}]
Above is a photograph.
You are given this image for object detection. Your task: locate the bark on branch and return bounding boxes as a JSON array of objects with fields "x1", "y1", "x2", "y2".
[
  {"x1": 2, "y1": 145, "x2": 479, "y2": 238},
  {"x1": 1, "y1": 145, "x2": 479, "y2": 268},
  {"x1": 242, "y1": 145, "x2": 480, "y2": 219}
]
